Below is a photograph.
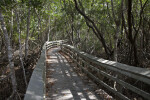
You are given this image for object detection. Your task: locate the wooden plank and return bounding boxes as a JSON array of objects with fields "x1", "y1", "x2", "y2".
[
  {"x1": 77, "y1": 62, "x2": 129, "y2": 100},
  {"x1": 82, "y1": 61, "x2": 150, "y2": 100},
  {"x1": 62, "y1": 44, "x2": 150, "y2": 100},
  {"x1": 64, "y1": 52, "x2": 128, "y2": 100},
  {"x1": 24, "y1": 41, "x2": 65, "y2": 100},
  {"x1": 46, "y1": 41, "x2": 60, "y2": 50},
  {"x1": 62, "y1": 44, "x2": 150, "y2": 85},
  {"x1": 24, "y1": 44, "x2": 47, "y2": 100}
]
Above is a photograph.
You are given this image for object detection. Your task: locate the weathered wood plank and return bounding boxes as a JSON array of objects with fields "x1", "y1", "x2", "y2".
[
  {"x1": 24, "y1": 45, "x2": 46, "y2": 100},
  {"x1": 62, "y1": 48, "x2": 128, "y2": 100},
  {"x1": 82, "y1": 60, "x2": 150, "y2": 100},
  {"x1": 24, "y1": 40, "x2": 66, "y2": 100},
  {"x1": 62, "y1": 44, "x2": 150, "y2": 85},
  {"x1": 61, "y1": 44, "x2": 150, "y2": 100},
  {"x1": 77, "y1": 61, "x2": 129, "y2": 100}
]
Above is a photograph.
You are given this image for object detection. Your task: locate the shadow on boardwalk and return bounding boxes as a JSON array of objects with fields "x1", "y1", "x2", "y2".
[{"x1": 46, "y1": 47, "x2": 103, "y2": 100}]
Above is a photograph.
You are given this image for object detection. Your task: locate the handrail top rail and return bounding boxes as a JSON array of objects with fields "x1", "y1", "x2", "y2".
[
  {"x1": 24, "y1": 40, "x2": 65, "y2": 100},
  {"x1": 62, "y1": 44, "x2": 150, "y2": 84},
  {"x1": 46, "y1": 40, "x2": 68, "y2": 44}
]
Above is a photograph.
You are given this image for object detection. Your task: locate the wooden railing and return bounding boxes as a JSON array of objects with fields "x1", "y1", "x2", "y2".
[
  {"x1": 24, "y1": 40, "x2": 150, "y2": 100},
  {"x1": 46, "y1": 40, "x2": 67, "y2": 50},
  {"x1": 61, "y1": 44, "x2": 150, "y2": 100},
  {"x1": 24, "y1": 40, "x2": 67, "y2": 100}
]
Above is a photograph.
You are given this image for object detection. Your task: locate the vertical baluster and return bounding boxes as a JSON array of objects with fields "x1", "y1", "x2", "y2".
[{"x1": 76, "y1": 53, "x2": 79, "y2": 68}]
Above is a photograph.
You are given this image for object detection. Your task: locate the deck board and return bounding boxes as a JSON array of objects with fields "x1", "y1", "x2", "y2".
[{"x1": 46, "y1": 47, "x2": 102, "y2": 100}]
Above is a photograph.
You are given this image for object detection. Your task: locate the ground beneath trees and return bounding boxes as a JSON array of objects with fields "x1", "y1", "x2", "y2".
[{"x1": 0, "y1": 49, "x2": 41, "y2": 100}]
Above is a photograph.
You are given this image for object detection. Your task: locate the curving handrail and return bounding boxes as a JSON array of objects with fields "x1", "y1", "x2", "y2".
[
  {"x1": 24, "y1": 40, "x2": 67, "y2": 100},
  {"x1": 61, "y1": 44, "x2": 150, "y2": 100},
  {"x1": 24, "y1": 40, "x2": 150, "y2": 100}
]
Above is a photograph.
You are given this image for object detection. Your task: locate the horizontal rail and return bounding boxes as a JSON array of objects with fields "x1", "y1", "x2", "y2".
[
  {"x1": 24, "y1": 43, "x2": 47, "y2": 100},
  {"x1": 24, "y1": 40, "x2": 66, "y2": 100},
  {"x1": 61, "y1": 44, "x2": 150, "y2": 100}
]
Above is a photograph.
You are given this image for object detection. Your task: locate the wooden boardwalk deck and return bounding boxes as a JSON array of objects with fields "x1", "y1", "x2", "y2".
[
  {"x1": 46, "y1": 47, "x2": 102, "y2": 100},
  {"x1": 24, "y1": 41, "x2": 150, "y2": 100}
]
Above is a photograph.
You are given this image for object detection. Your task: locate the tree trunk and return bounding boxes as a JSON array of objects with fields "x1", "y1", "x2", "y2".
[
  {"x1": 25, "y1": 2, "x2": 31, "y2": 60},
  {"x1": 111, "y1": 0, "x2": 124, "y2": 93},
  {"x1": 127, "y1": 0, "x2": 139, "y2": 66},
  {"x1": 133, "y1": 41, "x2": 138, "y2": 65},
  {"x1": 71, "y1": 15, "x2": 74, "y2": 45},
  {"x1": 73, "y1": 0, "x2": 111, "y2": 57},
  {"x1": 48, "y1": 6, "x2": 50, "y2": 41},
  {"x1": 10, "y1": 9, "x2": 13, "y2": 46},
  {"x1": 16, "y1": 10, "x2": 27, "y2": 86},
  {"x1": 0, "y1": 9, "x2": 17, "y2": 95},
  {"x1": 114, "y1": 26, "x2": 119, "y2": 62},
  {"x1": 38, "y1": 15, "x2": 41, "y2": 40}
]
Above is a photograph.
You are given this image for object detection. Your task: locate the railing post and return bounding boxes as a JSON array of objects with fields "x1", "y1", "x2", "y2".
[
  {"x1": 71, "y1": 50, "x2": 74, "y2": 63},
  {"x1": 76, "y1": 53, "x2": 79, "y2": 68},
  {"x1": 61, "y1": 43, "x2": 150, "y2": 100}
]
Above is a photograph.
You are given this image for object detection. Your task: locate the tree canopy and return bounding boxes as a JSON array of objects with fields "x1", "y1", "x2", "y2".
[{"x1": 0, "y1": 0, "x2": 150, "y2": 99}]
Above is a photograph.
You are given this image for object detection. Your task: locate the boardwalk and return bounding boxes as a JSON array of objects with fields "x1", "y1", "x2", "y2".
[
  {"x1": 46, "y1": 47, "x2": 102, "y2": 100},
  {"x1": 24, "y1": 41, "x2": 150, "y2": 100}
]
